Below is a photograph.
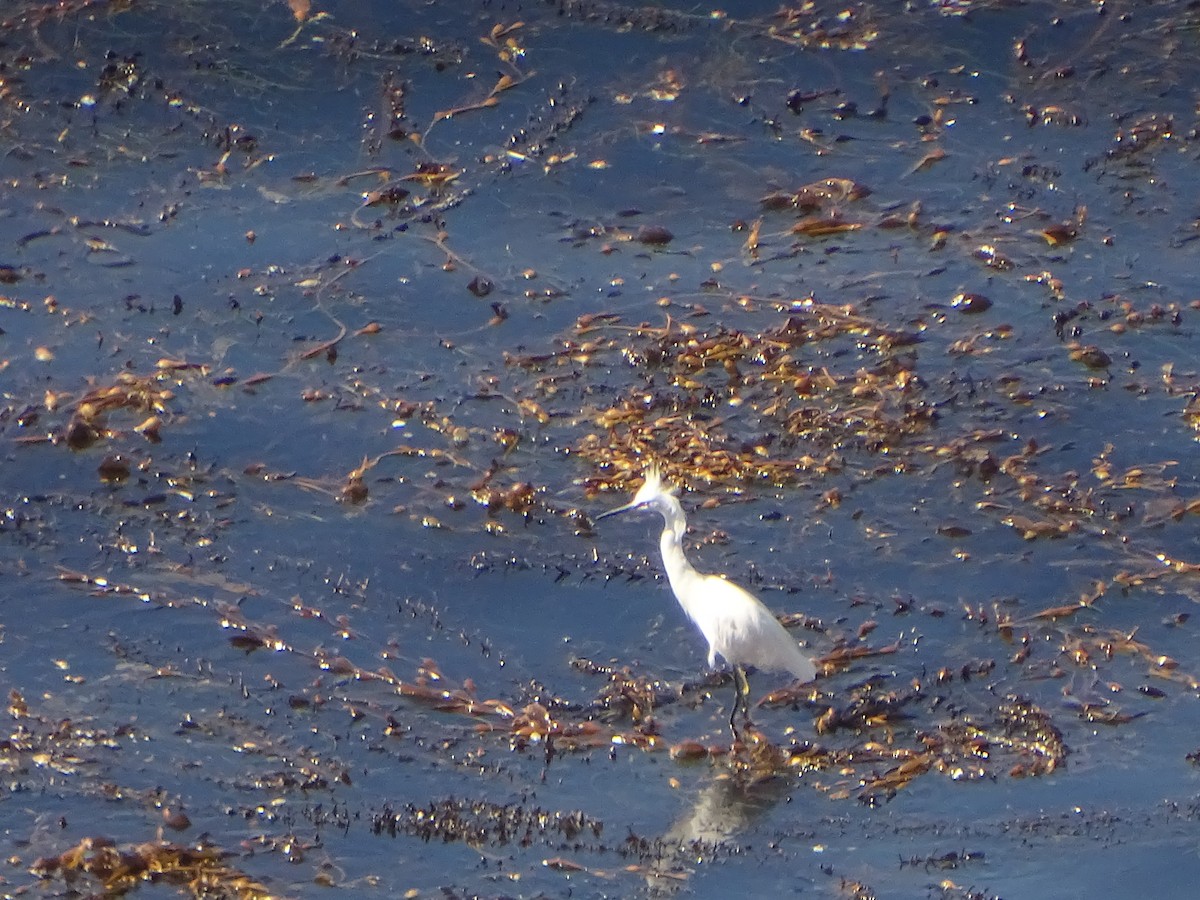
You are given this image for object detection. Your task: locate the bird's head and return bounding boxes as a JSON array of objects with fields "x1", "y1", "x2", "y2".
[{"x1": 594, "y1": 462, "x2": 676, "y2": 521}]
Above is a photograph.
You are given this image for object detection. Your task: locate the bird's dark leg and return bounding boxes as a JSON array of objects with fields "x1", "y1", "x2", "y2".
[
  {"x1": 728, "y1": 679, "x2": 739, "y2": 741},
  {"x1": 729, "y1": 665, "x2": 751, "y2": 741}
]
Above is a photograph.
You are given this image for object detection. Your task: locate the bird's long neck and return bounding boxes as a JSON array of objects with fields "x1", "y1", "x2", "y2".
[{"x1": 655, "y1": 495, "x2": 700, "y2": 589}]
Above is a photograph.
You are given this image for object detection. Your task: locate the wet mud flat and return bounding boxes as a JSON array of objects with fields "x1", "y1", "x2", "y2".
[{"x1": 2, "y1": 1, "x2": 1200, "y2": 896}]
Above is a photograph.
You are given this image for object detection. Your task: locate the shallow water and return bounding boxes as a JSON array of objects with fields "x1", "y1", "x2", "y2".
[{"x1": 2, "y1": 1, "x2": 1200, "y2": 897}]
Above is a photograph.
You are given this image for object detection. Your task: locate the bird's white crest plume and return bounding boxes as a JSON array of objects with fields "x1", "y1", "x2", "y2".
[{"x1": 595, "y1": 462, "x2": 816, "y2": 739}]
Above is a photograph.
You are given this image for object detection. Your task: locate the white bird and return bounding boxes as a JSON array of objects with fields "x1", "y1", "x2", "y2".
[{"x1": 595, "y1": 463, "x2": 816, "y2": 738}]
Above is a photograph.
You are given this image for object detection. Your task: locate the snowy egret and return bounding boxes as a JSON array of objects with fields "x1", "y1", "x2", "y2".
[{"x1": 595, "y1": 464, "x2": 816, "y2": 738}]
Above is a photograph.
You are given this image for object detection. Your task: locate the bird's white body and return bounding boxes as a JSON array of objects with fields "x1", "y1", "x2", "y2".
[
  {"x1": 650, "y1": 487, "x2": 816, "y2": 683},
  {"x1": 597, "y1": 465, "x2": 816, "y2": 701}
]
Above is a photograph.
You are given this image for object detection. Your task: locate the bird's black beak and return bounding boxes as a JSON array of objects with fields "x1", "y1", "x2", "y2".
[{"x1": 594, "y1": 500, "x2": 640, "y2": 522}]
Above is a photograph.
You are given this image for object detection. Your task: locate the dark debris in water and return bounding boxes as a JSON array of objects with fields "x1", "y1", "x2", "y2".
[{"x1": 372, "y1": 797, "x2": 603, "y2": 846}]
